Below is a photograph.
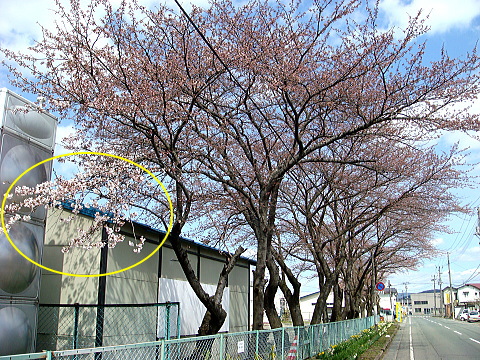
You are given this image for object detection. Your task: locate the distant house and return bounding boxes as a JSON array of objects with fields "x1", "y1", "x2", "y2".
[
  {"x1": 377, "y1": 287, "x2": 397, "y2": 321},
  {"x1": 298, "y1": 288, "x2": 397, "y2": 322},
  {"x1": 442, "y1": 286, "x2": 458, "y2": 306},
  {"x1": 441, "y1": 286, "x2": 458, "y2": 318},
  {"x1": 378, "y1": 287, "x2": 397, "y2": 311},
  {"x1": 456, "y1": 283, "x2": 480, "y2": 309},
  {"x1": 299, "y1": 291, "x2": 345, "y2": 322}
]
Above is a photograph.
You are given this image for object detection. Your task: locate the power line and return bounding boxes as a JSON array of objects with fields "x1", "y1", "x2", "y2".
[{"x1": 460, "y1": 263, "x2": 480, "y2": 285}]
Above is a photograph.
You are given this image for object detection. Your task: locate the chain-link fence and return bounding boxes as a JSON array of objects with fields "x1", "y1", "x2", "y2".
[
  {"x1": 2, "y1": 315, "x2": 377, "y2": 360},
  {"x1": 36, "y1": 303, "x2": 180, "y2": 352}
]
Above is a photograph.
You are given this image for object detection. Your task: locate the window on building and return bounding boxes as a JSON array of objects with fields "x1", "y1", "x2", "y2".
[
  {"x1": 415, "y1": 308, "x2": 422, "y2": 313},
  {"x1": 463, "y1": 292, "x2": 470, "y2": 297}
]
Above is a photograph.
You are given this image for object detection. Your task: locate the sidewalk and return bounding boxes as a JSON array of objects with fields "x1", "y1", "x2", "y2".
[{"x1": 382, "y1": 319, "x2": 409, "y2": 360}]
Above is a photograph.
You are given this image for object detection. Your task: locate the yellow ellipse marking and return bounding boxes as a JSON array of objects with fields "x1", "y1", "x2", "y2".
[{"x1": 0, "y1": 151, "x2": 174, "y2": 278}]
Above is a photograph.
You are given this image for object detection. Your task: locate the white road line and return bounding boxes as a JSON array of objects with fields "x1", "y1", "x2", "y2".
[
  {"x1": 444, "y1": 326, "x2": 450, "y2": 329},
  {"x1": 470, "y1": 338, "x2": 480, "y2": 344},
  {"x1": 410, "y1": 317, "x2": 415, "y2": 360},
  {"x1": 454, "y1": 331, "x2": 462, "y2": 335}
]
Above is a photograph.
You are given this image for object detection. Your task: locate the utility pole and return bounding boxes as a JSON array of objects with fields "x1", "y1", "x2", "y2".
[
  {"x1": 448, "y1": 252, "x2": 454, "y2": 319},
  {"x1": 438, "y1": 266, "x2": 444, "y2": 317},
  {"x1": 404, "y1": 283, "x2": 409, "y2": 315},
  {"x1": 371, "y1": 249, "x2": 377, "y2": 317},
  {"x1": 476, "y1": 207, "x2": 480, "y2": 241},
  {"x1": 405, "y1": 284, "x2": 410, "y2": 315},
  {"x1": 388, "y1": 280, "x2": 393, "y2": 319},
  {"x1": 432, "y1": 274, "x2": 437, "y2": 316}
]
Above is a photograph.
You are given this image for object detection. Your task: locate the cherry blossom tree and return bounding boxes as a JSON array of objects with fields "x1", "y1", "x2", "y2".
[
  {"x1": 3, "y1": 0, "x2": 480, "y2": 331},
  {"x1": 2, "y1": 0, "x2": 245, "y2": 336},
  {"x1": 276, "y1": 130, "x2": 470, "y2": 322}
]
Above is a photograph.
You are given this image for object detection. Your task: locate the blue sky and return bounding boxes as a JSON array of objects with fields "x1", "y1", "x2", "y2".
[{"x1": 1, "y1": 0, "x2": 480, "y2": 295}]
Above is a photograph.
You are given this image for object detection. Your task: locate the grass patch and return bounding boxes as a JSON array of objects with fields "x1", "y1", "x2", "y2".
[
  {"x1": 358, "y1": 322, "x2": 399, "y2": 360},
  {"x1": 311, "y1": 322, "x2": 397, "y2": 360}
]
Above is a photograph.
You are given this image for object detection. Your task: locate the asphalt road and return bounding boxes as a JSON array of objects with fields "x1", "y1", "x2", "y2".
[{"x1": 383, "y1": 315, "x2": 480, "y2": 359}]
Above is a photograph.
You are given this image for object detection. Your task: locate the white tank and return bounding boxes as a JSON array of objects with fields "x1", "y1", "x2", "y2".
[{"x1": 0, "y1": 88, "x2": 57, "y2": 355}]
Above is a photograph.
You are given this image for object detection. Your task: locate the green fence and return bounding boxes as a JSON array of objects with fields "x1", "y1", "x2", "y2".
[
  {"x1": 36, "y1": 303, "x2": 180, "y2": 352},
  {"x1": 1, "y1": 316, "x2": 377, "y2": 360}
]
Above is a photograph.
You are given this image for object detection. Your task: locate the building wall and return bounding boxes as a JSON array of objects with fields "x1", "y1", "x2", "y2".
[
  {"x1": 299, "y1": 292, "x2": 337, "y2": 322},
  {"x1": 443, "y1": 288, "x2": 457, "y2": 306},
  {"x1": 41, "y1": 210, "x2": 102, "y2": 305},
  {"x1": 411, "y1": 292, "x2": 442, "y2": 315},
  {"x1": 378, "y1": 293, "x2": 397, "y2": 312},
  {"x1": 457, "y1": 285, "x2": 480, "y2": 306},
  {"x1": 229, "y1": 265, "x2": 250, "y2": 332},
  {"x1": 105, "y1": 235, "x2": 159, "y2": 304},
  {"x1": 161, "y1": 246, "x2": 198, "y2": 281},
  {"x1": 300, "y1": 293, "x2": 318, "y2": 322},
  {"x1": 39, "y1": 208, "x2": 252, "y2": 338},
  {"x1": 158, "y1": 277, "x2": 230, "y2": 335}
]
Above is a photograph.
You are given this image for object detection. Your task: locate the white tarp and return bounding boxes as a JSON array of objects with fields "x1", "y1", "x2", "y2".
[{"x1": 158, "y1": 277, "x2": 229, "y2": 336}]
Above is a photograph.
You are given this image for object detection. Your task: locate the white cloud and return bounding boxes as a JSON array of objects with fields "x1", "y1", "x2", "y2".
[
  {"x1": 451, "y1": 264, "x2": 480, "y2": 285},
  {"x1": 0, "y1": 0, "x2": 209, "y2": 55},
  {"x1": 379, "y1": 0, "x2": 480, "y2": 34},
  {"x1": 437, "y1": 130, "x2": 480, "y2": 157},
  {"x1": 431, "y1": 237, "x2": 444, "y2": 246},
  {"x1": 52, "y1": 124, "x2": 79, "y2": 178},
  {"x1": 54, "y1": 123, "x2": 76, "y2": 155},
  {"x1": 0, "y1": 1, "x2": 53, "y2": 50},
  {"x1": 457, "y1": 246, "x2": 480, "y2": 263}
]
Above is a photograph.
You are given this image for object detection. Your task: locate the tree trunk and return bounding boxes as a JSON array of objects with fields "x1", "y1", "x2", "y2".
[
  {"x1": 168, "y1": 221, "x2": 245, "y2": 335},
  {"x1": 271, "y1": 247, "x2": 304, "y2": 326},
  {"x1": 198, "y1": 309, "x2": 224, "y2": 336},
  {"x1": 264, "y1": 253, "x2": 282, "y2": 329},
  {"x1": 252, "y1": 181, "x2": 282, "y2": 330},
  {"x1": 285, "y1": 289, "x2": 304, "y2": 327},
  {"x1": 252, "y1": 232, "x2": 268, "y2": 330},
  {"x1": 310, "y1": 280, "x2": 334, "y2": 324},
  {"x1": 310, "y1": 261, "x2": 345, "y2": 324},
  {"x1": 330, "y1": 282, "x2": 343, "y2": 322}
]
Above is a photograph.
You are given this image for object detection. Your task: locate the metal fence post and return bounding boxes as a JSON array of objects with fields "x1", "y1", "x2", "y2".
[
  {"x1": 166, "y1": 303, "x2": 171, "y2": 340},
  {"x1": 177, "y1": 303, "x2": 181, "y2": 339},
  {"x1": 219, "y1": 333, "x2": 225, "y2": 360},
  {"x1": 160, "y1": 340, "x2": 165, "y2": 360},
  {"x1": 281, "y1": 327, "x2": 285, "y2": 360},
  {"x1": 308, "y1": 325, "x2": 314, "y2": 357},
  {"x1": 73, "y1": 303, "x2": 79, "y2": 349},
  {"x1": 332, "y1": 322, "x2": 336, "y2": 346},
  {"x1": 255, "y1": 330, "x2": 259, "y2": 357}
]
